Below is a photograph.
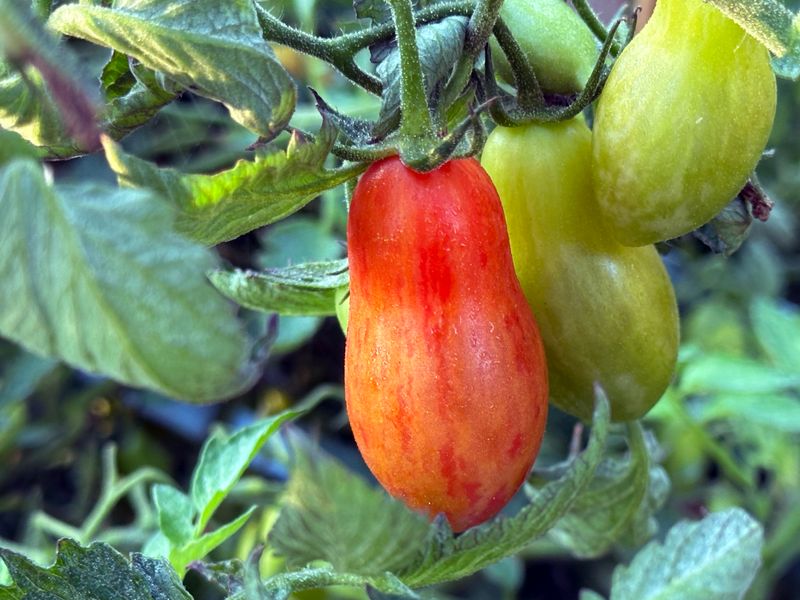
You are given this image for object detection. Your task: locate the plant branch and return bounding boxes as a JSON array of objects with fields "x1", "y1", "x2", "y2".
[
  {"x1": 665, "y1": 393, "x2": 755, "y2": 493},
  {"x1": 491, "y1": 18, "x2": 543, "y2": 110},
  {"x1": 29, "y1": 512, "x2": 83, "y2": 540},
  {"x1": 385, "y1": 0, "x2": 435, "y2": 140},
  {"x1": 442, "y1": 0, "x2": 504, "y2": 107},
  {"x1": 255, "y1": 5, "x2": 382, "y2": 95},
  {"x1": 572, "y1": 0, "x2": 609, "y2": 44},
  {"x1": 257, "y1": 1, "x2": 481, "y2": 98},
  {"x1": 348, "y1": 1, "x2": 476, "y2": 49},
  {"x1": 80, "y1": 445, "x2": 171, "y2": 541},
  {"x1": 487, "y1": 17, "x2": 623, "y2": 126}
]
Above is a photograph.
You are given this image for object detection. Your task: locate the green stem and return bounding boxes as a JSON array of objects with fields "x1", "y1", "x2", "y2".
[
  {"x1": 29, "y1": 512, "x2": 83, "y2": 540},
  {"x1": 80, "y1": 445, "x2": 171, "y2": 541},
  {"x1": 385, "y1": 0, "x2": 435, "y2": 140},
  {"x1": 666, "y1": 393, "x2": 755, "y2": 492},
  {"x1": 442, "y1": 0, "x2": 504, "y2": 107},
  {"x1": 572, "y1": 0, "x2": 609, "y2": 43},
  {"x1": 257, "y1": 1, "x2": 482, "y2": 99},
  {"x1": 342, "y1": 1, "x2": 474, "y2": 51},
  {"x1": 255, "y1": 5, "x2": 382, "y2": 95},
  {"x1": 572, "y1": 0, "x2": 625, "y2": 56},
  {"x1": 260, "y1": 569, "x2": 371, "y2": 595},
  {"x1": 491, "y1": 17, "x2": 543, "y2": 110},
  {"x1": 488, "y1": 16, "x2": 622, "y2": 126}
]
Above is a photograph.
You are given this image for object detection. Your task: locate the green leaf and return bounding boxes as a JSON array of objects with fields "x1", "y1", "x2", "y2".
[
  {"x1": 209, "y1": 259, "x2": 348, "y2": 316},
  {"x1": 267, "y1": 391, "x2": 609, "y2": 592},
  {"x1": 0, "y1": 540, "x2": 191, "y2": 599},
  {"x1": 101, "y1": 50, "x2": 138, "y2": 101},
  {"x1": 684, "y1": 299, "x2": 748, "y2": 357},
  {"x1": 396, "y1": 394, "x2": 609, "y2": 587},
  {"x1": 0, "y1": 62, "x2": 81, "y2": 157},
  {"x1": 153, "y1": 485, "x2": 195, "y2": 547},
  {"x1": 253, "y1": 216, "x2": 346, "y2": 346},
  {"x1": 580, "y1": 591, "x2": 606, "y2": 600},
  {"x1": 0, "y1": 1, "x2": 69, "y2": 69},
  {"x1": 0, "y1": 128, "x2": 41, "y2": 166},
  {"x1": 100, "y1": 59, "x2": 179, "y2": 140},
  {"x1": 268, "y1": 445, "x2": 432, "y2": 575},
  {"x1": 609, "y1": 508, "x2": 763, "y2": 600},
  {"x1": 190, "y1": 400, "x2": 320, "y2": 534},
  {"x1": 545, "y1": 424, "x2": 668, "y2": 558},
  {"x1": 354, "y1": 0, "x2": 393, "y2": 26},
  {"x1": 49, "y1": 0, "x2": 296, "y2": 138},
  {"x1": 255, "y1": 566, "x2": 418, "y2": 600},
  {"x1": 171, "y1": 507, "x2": 256, "y2": 574},
  {"x1": 377, "y1": 17, "x2": 467, "y2": 120},
  {"x1": 692, "y1": 196, "x2": 753, "y2": 257},
  {"x1": 750, "y1": 297, "x2": 800, "y2": 372},
  {"x1": 482, "y1": 557, "x2": 523, "y2": 595},
  {"x1": 189, "y1": 558, "x2": 246, "y2": 597},
  {"x1": 695, "y1": 393, "x2": 800, "y2": 433},
  {"x1": 0, "y1": 2, "x2": 100, "y2": 154},
  {"x1": 0, "y1": 158, "x2": 259, "y2": 402},
  {"x1": 130, "y1": 554, "x2": 193, "y2": 600},
  {"x1": 678, "y1": 353, "x2": 800, "y2": 395},
  {"x1": 706, "y1": 0, "x2": 799, "y2": 58},
  {"x1": 142, "y1": 532, "x2": 172, "y2": 563},
  {"x1": 102, "y1": 123, "x2": 365, "y2": 245},
  {"x1": 103, "y1": 80, "x2": 177, "y2": 142}
]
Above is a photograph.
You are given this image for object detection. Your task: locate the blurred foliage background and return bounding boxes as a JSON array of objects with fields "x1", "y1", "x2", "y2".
[{"x1": 1, "y1": 0, "x2": 799, "y2": 599}]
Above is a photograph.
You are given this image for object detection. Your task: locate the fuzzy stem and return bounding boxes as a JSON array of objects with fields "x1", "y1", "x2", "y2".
[
  {"x1": 385, "y1": 0, "x2": 435, "y2": 140},
  {"x1": 572, "y1": 0, "x2": 609, "y2": 43},
  {"x1": 256, "y1": 5, "x2": 382, "y2": 95},
  {"x1": 491, "y1": 17, "x2": 543, "y2": 110},
  {"x1": 80, "y1": 446, "x2": 171, "y2": 541},
  {"x1": 441, "y1": 0, "x2": 504, "y2": 110}
]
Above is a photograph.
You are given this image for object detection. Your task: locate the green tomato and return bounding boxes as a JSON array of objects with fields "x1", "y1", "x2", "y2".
[
  {"x1": 334, "y1": 284, "x2": 349, "y2": 334},
  {"x1": 592, "y1": 0, "x2": 777, "y2": 246},
  {"x1": 489, "y1": 0, "x2": 598, "y2": 94},
  {"x1": 482, "y1": 117, "x2": 679, "y2": 422}
]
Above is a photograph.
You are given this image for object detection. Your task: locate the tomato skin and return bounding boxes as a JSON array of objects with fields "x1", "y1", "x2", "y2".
[
  {"x1": 345, "y1": 157, "x2": 548, "y2": 532},
  {"x1": 592, "y1": 0, "x2": 777, "y2": 246},
  {"x1": 490, "y1": 0, "x2": 598, "y2": 94},
  {"x1": 482, "y1": 118, "x2": 679, "y2": 422}
]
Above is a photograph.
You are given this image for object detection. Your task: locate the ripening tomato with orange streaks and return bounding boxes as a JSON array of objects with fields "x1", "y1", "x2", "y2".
[{"x1": 344, "y1": 156, "x2": 548, "y2": 532}]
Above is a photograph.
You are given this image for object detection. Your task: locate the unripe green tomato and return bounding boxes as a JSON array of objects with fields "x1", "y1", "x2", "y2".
[
  {"x1": 489, "y1": 0, "x2": 598, "y2": 94},
  {"x1": 346, "y1": 157, "x2": 548, "y2": 532},
  {"x1": 592, "y1": 0, "x2": 777, "y2": 246},
  {"x1": 482, "y1": 117, "x2": 679, "y2": 422},
  {"x1": 334, "y1": 285, "x2": 349, "y2": 333}
]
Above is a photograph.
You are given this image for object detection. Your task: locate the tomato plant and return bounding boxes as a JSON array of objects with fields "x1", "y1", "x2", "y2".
[
  {"x1": 345, "y1": 156, "x2": 548, "y2": 532},
  {"x1": 0, "y1": 0, "x2": 798, "y2": 598},
  {"x1": 592, "y1": 0, "x2": 777, "y2": 246},
  {"x1": 482, "y1": 117, "x2": 679, "y2": 422}
]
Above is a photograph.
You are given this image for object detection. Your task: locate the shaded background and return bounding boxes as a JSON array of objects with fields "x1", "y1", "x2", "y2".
[{"x1": 1, "y1": 1, "x2": 799, "y2": 599}]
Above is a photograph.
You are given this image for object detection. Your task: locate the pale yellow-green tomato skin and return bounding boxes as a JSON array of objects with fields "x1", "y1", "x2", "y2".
[
  {"x1": 490, "y1": 0, "x2": 598, "y2": 94},
  {"x1": 482, "y1": 118, "x2": 679, "y2": 422},
  {"x1": 592, "y1": 0, "x2": 777, "y2": 246}
]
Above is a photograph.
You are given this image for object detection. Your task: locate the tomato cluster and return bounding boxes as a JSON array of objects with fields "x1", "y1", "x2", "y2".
[{"x1": 343, "y1": 0, "x2": 776, "y2": 531}]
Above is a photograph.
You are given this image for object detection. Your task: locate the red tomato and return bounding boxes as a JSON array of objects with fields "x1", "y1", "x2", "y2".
[{"x1": 345, "y1": 157, "x2": 548, "y2": 532}]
